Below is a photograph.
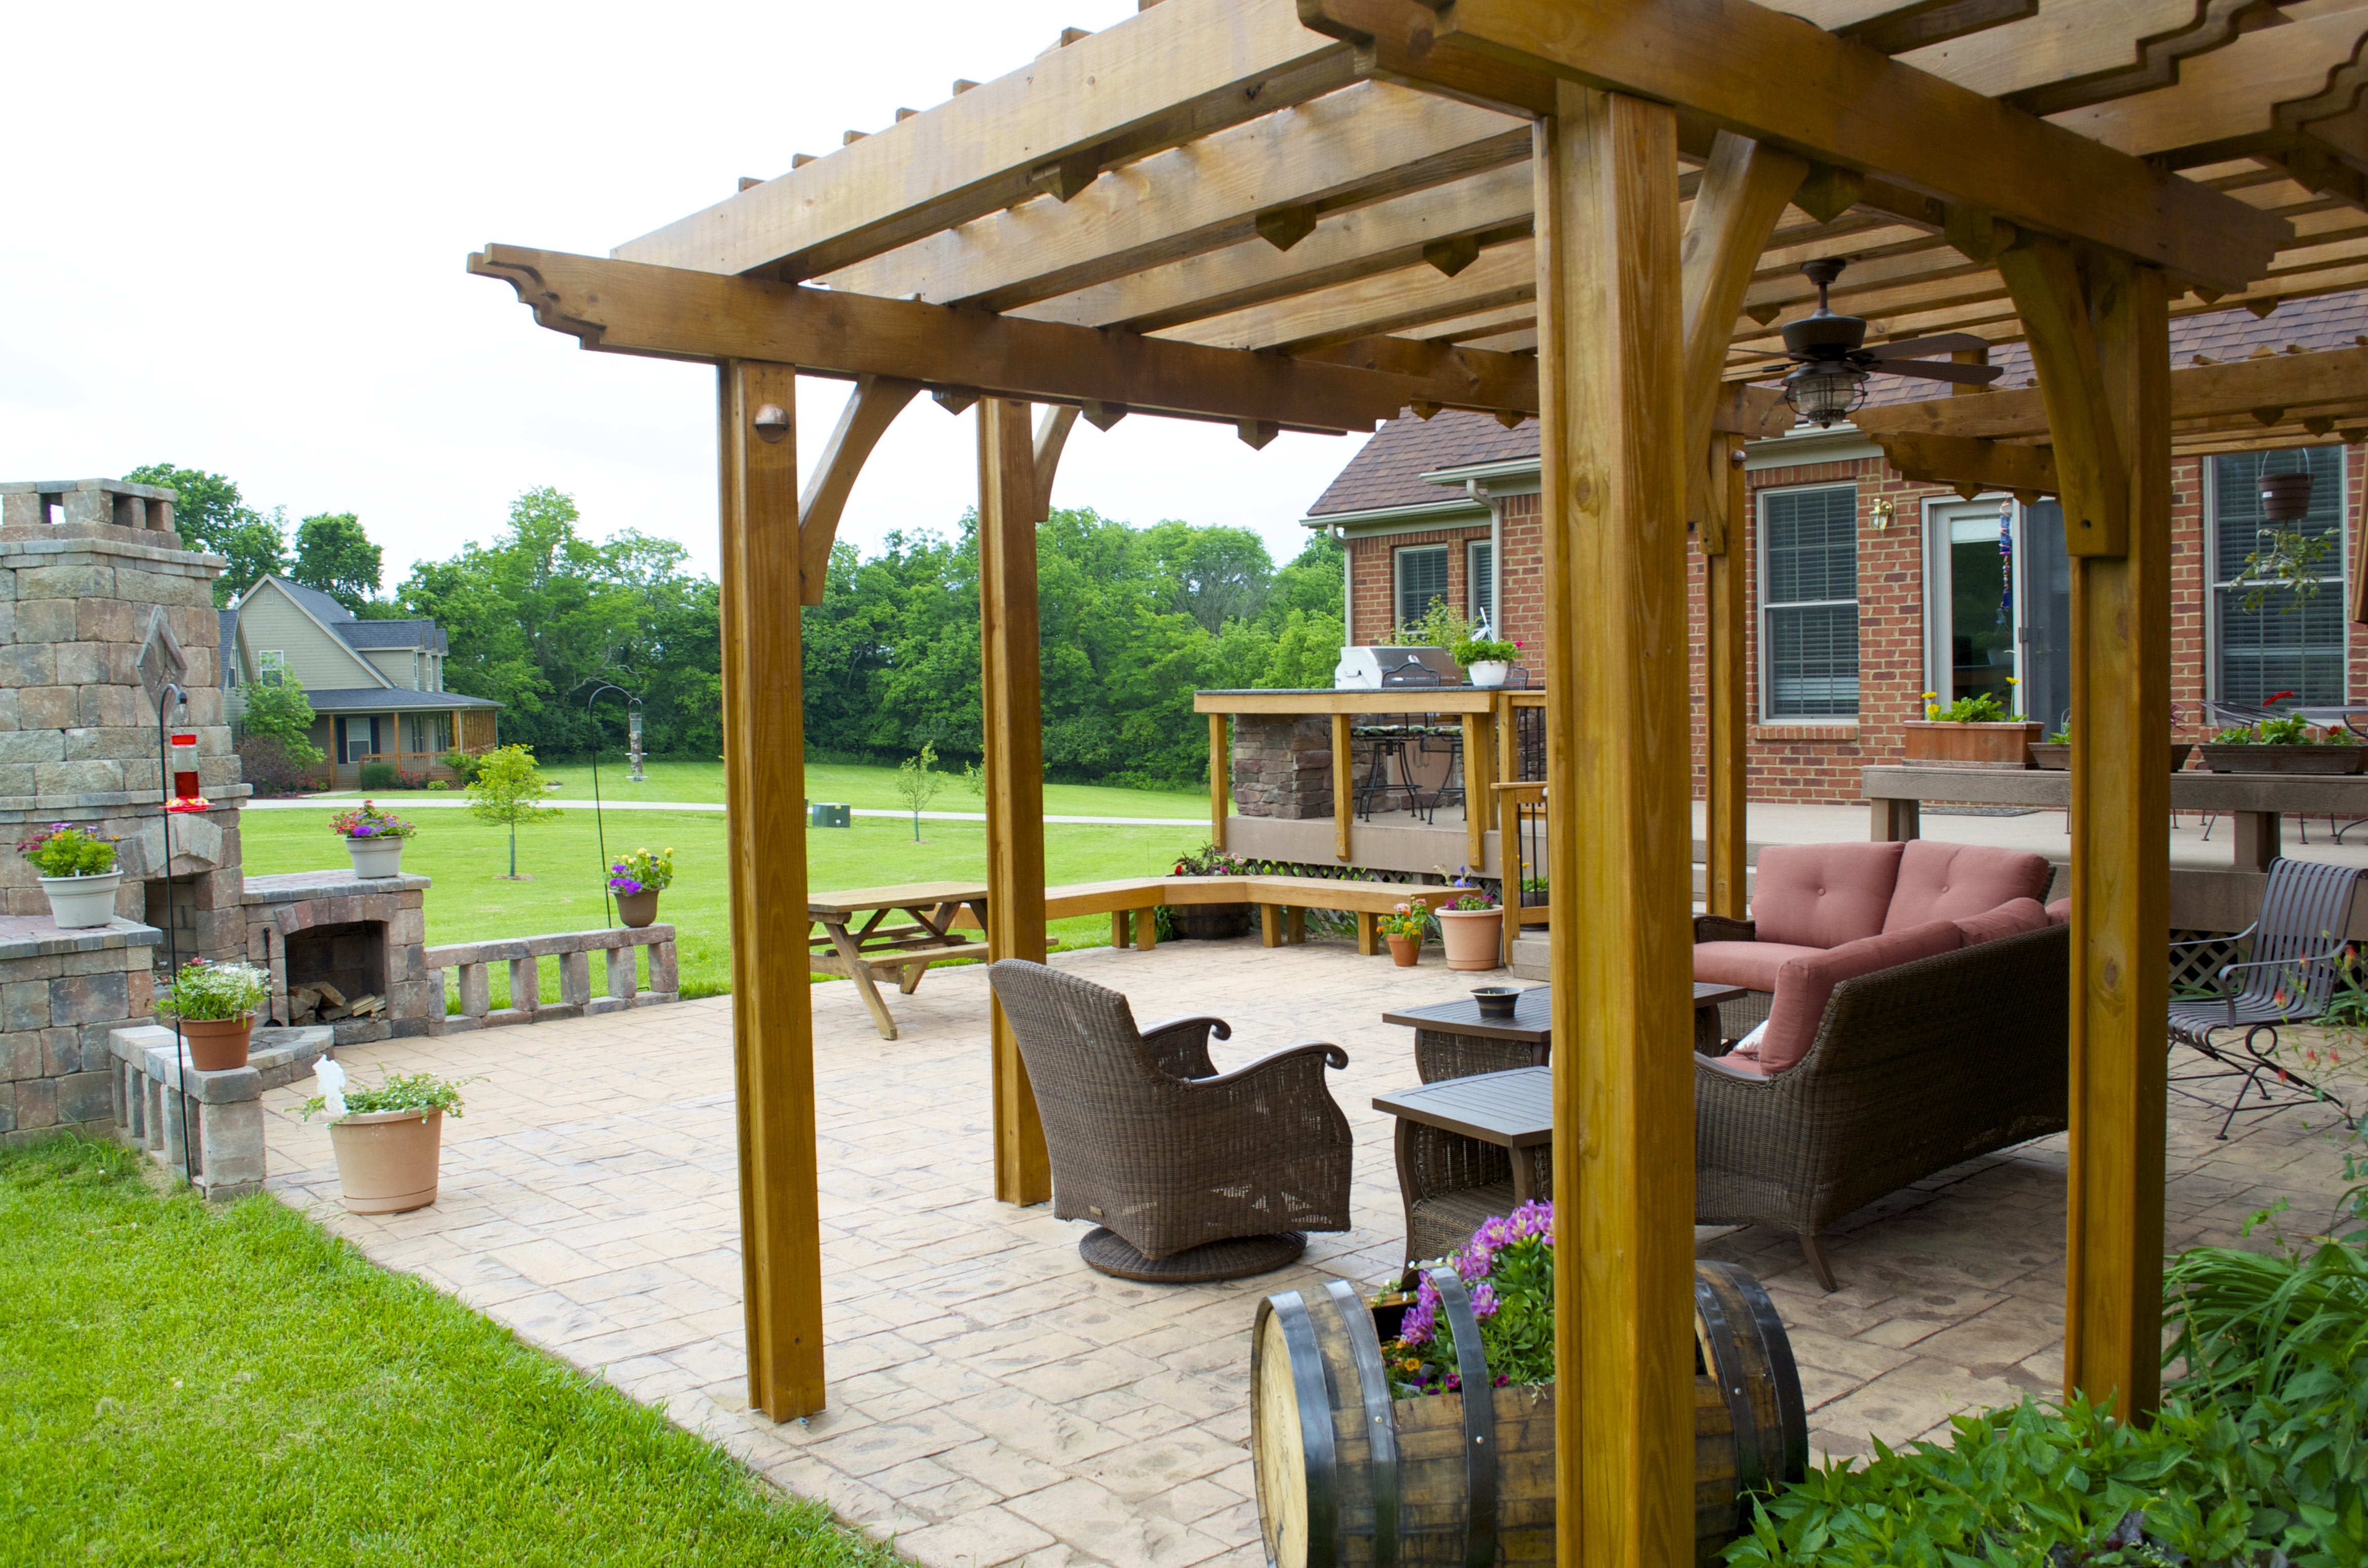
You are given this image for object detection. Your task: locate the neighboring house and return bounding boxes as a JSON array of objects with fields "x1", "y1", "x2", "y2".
[
  {"x1": 221, "y1": 576, "x2": 500, "y2": 786},
  {"x1": 1303, "y1": 292, "x2": 2368, "y2": 806}
]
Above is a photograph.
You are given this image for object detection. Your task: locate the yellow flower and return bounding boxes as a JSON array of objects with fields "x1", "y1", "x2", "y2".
[
  {"x1": 2005, "y1": 675, "x2": 2020, "y2": 685},
  {"x1": 1922, "y1": 691, "x2": 1937, "y2": 700}
]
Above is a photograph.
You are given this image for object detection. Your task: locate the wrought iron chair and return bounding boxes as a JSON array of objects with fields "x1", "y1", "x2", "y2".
[
  {"x1": 2167, "y1": 857, "x2": 2362, "y2": 1139},
  {"x1": 984, "y1": 959, "x2": 1353, "y2": 1282}
]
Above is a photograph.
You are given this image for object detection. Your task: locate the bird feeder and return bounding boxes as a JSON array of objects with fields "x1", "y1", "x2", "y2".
[{"x1": 166, "y1": 733, "x2": 206, "y2": 813}]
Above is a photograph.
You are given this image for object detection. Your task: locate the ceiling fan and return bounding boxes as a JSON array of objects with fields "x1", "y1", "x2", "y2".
[{"x1": 1750, "y1": 258, "x2": 2004, "y2": 427}]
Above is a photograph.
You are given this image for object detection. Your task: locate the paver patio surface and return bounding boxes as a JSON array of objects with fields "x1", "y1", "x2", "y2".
[{"x1": 261, "y1": 938, "x2": 2363, "y2": 1568}]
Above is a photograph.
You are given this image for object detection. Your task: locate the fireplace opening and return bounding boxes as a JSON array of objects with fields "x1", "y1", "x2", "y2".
[{"x1": 281, "y1": 920, "x2": 389, "y2": 1026}]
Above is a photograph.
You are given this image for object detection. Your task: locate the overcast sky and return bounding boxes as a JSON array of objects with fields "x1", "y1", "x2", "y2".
[{"x1": 1, "y1": 2, "x2": 1370, "y2": 585}]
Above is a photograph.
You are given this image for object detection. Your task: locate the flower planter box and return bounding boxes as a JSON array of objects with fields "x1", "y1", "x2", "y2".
[
  {"x1": 2199, "y1": 744, "x2": 2366, "y2": 775},
  {"x1": 1901, "y1": 720, "x2": 2042, "y2": 770},
  {"x1": 2027, "y1": 743, "x2": 2195, "y2": 772},
  {"x1": 39, "y1": 870, "x2": 123, "y2": 929}
]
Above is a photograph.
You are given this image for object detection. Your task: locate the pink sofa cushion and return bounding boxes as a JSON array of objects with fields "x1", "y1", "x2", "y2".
[
  {"x1": 2046, "y1": 898, "x2": 2071, "y2": 926},
  {"x1": 1732, "y1": 919, "x2": 1963, "y2": 1073},
  {"x1": 1883, "y1": 841, "x2": 2053, "y2": 932},
  {"x1": 1693, "y1": 939, "x2": 1827, "y2": 993},
  {"x1": 1955, "y1": 896, "x2": 2049, "y2": 947},
  {"x1": 1748, "y1": 842, "x2": 1906, "y2": 950}
]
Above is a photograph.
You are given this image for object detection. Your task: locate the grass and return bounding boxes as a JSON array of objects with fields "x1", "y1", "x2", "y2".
[
  {"x1": 0, "y1": 1135, "x2": 903, "y2": 1567},
  {"x1": 317, "y1": 757, "x2": 1211, "y2": 820},
  {"x1": 240, "y1": 782, "x2": 1210, "y2": 1007}
]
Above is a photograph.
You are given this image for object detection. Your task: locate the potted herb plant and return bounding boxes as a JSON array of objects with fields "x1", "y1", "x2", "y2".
[
  {"x1": 1168, "y1": 843, "x2": 1255, "y2": 940},
  {"x1": 156, "y1": 958, "x2": 273, "y2": 1071},
  {"x1": 1433, "y1": 873, "x2": 1503, "y2": 971},
  {"x1": 2201, "y1": 707, "x2": 2364, "y2": 775},
  {"x1": 1902, "y1": 684, "x2": 2041, "y2": 769},
  {"x1": 301, "y1": 1060, "x2": 474, "y2": 1214},
  {"x1": 16, "y1": 822, "x2": 122, "y2": 929},
  {"x1": 1451, "y1": 633, "x2": 1520, "y2": 689},
  {"x1": 607, "y1": 847, "x2": 674, "y2": 928},
  {"x1": 329, "y1": 800, "x2": 416, "y2": 877},
  {"x1": 1377, "y1": 902, "x2": 1427, "y2": 967}
]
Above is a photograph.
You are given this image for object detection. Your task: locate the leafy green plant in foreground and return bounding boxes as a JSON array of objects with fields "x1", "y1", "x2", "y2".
[{"x1": 0, "y1": 1135, "x2": 903, "y2": 1567}]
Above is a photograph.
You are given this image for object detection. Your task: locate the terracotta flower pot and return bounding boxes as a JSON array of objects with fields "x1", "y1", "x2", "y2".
[
  {"x1": 1902, "y1": 720, "x2": 2043, "y2": 769},
  {"x1": 1386, "y1": 933, "x2": 1421, "y2": 967},
  {"x1": 174, "y1": 1016, "x2": 254, "y2": 1072},
  {"x1": 1436, "y1": 906, "x2": 1504, "y2": 971},
  {"x1": 327, "y1": 1108, "x2": 445, "y2": 1214},
  {"x1": 616, "y1": 889, "x2": 660, "y2": 928}
]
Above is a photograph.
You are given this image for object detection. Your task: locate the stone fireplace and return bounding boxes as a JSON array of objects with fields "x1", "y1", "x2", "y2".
[{"x1": 242, "y1": 871, "x2": 435, "y2": 1044}]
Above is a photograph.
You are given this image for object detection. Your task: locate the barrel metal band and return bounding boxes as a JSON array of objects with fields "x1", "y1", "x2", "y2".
[
  {"x1": 1694, "y1": 1263, "x2": 1766, "y2": 1529},
  {"x1": 1326, "y1": 1280, "x2": 1399, "y2": 1568},
  {"x1": 1736, "y1": 1264, "x2": 1811, "y2": 1484},
  {"x1": 1427, "y1": 1266, "x2": 1496, "y2": 1568},
  {"x1": 1273, "y1": 1291, "x2": 1340, "y2": 1566}
]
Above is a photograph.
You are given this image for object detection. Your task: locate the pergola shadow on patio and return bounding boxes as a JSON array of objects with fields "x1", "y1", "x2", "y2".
[{"x1": 263, "y1": 940, "x2": 2362, "y2": 1568}]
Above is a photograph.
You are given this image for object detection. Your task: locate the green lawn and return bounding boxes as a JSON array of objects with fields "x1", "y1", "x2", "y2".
[
  {"x1": 316, "y1": 758, "x2": 1212, "y2": 820},
  {"x1": 0, "y1": 1136, "x2": 903, "y2": 1567},
  {"x1": 241, "y1": 788, "x2": 1209, "y2": 1007}
]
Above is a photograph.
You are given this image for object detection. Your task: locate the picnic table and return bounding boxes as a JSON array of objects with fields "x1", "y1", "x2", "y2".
[{"x1": 809, "y1": 883, "x2": 992, "y2": 1040}]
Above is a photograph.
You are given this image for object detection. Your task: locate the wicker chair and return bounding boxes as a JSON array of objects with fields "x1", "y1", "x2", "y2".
[
  {"x1": 2168, "y1": 857, "x2": 2362, "y2": 1140},
  {"x1": 984, "y1": 960, "x2": 1354, "y2": 1282},
  {"x1": 1695, "y1": 924, "x2": 2070, "y2": 1291}
]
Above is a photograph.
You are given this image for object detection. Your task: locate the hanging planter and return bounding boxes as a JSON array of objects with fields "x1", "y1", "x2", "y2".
[
  {"x1": 2260, "y1": 470, "x2": 2315, "y2": 522},
  {"x1": 607, "y1": 847, "x2": 673, "y2": 929}
]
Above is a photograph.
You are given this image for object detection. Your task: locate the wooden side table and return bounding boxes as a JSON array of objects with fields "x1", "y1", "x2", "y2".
[{"x1": 1373, "y1": 1067, "x2": 1553, "y2": 1273}]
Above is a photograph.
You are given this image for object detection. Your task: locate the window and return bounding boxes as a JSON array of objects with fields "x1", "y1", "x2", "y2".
[
  {"x1": 404, "y1": 713, "x2": 450, "y2": 754},
  {"x1": 258, "y1": 650, "x2": 285, "y2": 687},
  {"x1": 2212, "y1": 446, "x2": 2348, "y2": 708},
  {"x1": 1468, "y1": 539, "x2": 1494, "y2": 624},
  {"x1": 1394, "y1": 544, "x2": 1450, "y2": 631},
  {"x1": 1761, "y1": 485, "x2": 1859, "y2": 718}
]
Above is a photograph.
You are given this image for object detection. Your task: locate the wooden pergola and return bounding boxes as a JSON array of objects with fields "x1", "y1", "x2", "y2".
[{"x1": 470, "y1": 1, "x2": 2368, "y2": 1560}]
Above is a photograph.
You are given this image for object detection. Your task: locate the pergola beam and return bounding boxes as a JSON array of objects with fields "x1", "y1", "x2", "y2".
[
  {"x1": 468, "y1": 246, "x2": 1540, "y2": 425},
  {"x1": 798, "y1": 375, "x2": 922, "y2": 606},
  {"x1": 1872, "y1": 430, "x2": 2063, "y2": 497},
  {"x1": 1854, "y1": 344, "x2": 2368, "y2": 439},
  {"x1": 1301, "y1": 0, "x2": 2289, "y2": 290}
]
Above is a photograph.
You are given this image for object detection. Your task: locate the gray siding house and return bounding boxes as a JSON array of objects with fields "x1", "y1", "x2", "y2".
[{"x1": 222, "y1": 577, "x2": 499, "y2": 786}]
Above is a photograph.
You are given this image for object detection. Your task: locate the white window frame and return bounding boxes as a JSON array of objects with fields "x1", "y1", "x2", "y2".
[
  {"x1": 1393, "y1": 544, "x2": 1451, "y2": 632},
  {"x1": 1467, "y1": 538, "x2": 1494, "y2": 623},
  {"x1": 257, "y1": 650, "x2": 285, "y2": 687},
  {"x1": 2206, "y1": 445, "x2": 2350, "y2": 709},
  {"x1": 1757, "y1": 482, "x2": 1861, "y2": 721}
]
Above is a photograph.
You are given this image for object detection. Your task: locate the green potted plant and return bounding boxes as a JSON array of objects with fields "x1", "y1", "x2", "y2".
[
  {"x1": 1376, "y1": 901, "x2": 1428, "y2": 967},
  {"x1": 329, "y1": 800, "x2": 416, "y2": 878},
  {"x1": 156, "y1": 959, "x2": 273, "y2": 1071},
  {"x1": 1434, "y1": 882, "x2": 1504, "y2": 972},
  {"x1": 1451, "y1": 633, "x2": 1521, "y2": 690},
  {"x1": 1902, "y1": 683, "x2": 2041, "y2": 769},
  {"x1": 301, "y1": 1060, "x2": 474, "y2": 1214},
  {"x1": 1168, "y1": 843, "x2": 1256, "y2": 940},
  {"x1": 2201, "y1": 700, "x2": 2364, "y2": 775},
  {"x1": 607, "y1": 846, "x2": 674, "y2": 928},
  {"x1": 2027, "y1": 714, "x2": 2194, "y2": 773},
  {"x1": 16, "y1": 822, "x2": 122, "y2": 929}
]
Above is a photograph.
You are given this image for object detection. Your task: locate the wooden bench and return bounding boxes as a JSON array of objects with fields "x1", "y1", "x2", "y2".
[{"x1": 949, "y1": 875, "x2": 1466, "y2": 956}]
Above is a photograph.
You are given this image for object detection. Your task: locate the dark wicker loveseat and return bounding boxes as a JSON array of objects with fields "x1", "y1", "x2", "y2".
[
  {"x1": 985, "y1": 959, "x2": 1354, "y2": 1282},
  {"x1": 1696, "y1": 922, "x2": 2069, "y2": 1291}
]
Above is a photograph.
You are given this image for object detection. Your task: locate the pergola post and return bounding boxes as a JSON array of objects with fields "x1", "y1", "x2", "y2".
[
  {"x1": 1536, "y1": 84, "x2": 1696, "y2": 1568},
  {"x1": 717, "y1": 358, "x2": 825, "y2": 1418},
  {"x1": 1999, "y1": 241, "x2": 2173, "y2": 1418},
  {"x1": 1704, "y1": 435, "x2": 1749, "y2": 917},
  {"x1": 979, "y1": 397, "x2": 1052, "y2": 1206}
]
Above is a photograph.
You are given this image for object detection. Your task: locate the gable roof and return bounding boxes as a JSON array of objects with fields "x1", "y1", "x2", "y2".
[
  {"x1": 227, "y1": 576, "x2": 450, "y2": 665},
  {"x1": 1303, "y1": 290, "x2": 2368, "y2": 519}
]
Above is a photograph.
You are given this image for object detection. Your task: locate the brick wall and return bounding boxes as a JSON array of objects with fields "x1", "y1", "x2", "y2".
[{"x1": 1348, "y1": 525, "x2": 1495, "y2": 645}]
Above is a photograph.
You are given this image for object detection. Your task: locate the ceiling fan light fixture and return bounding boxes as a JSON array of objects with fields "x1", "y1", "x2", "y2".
[{"x1": 1783, "y1": 362, "x2": 1868, "y2": 427}]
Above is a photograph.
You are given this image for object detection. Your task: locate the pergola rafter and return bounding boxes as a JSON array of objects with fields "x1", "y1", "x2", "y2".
[{"x1": 470, "y1": 2, "x2": 2368, "y2": 1563}]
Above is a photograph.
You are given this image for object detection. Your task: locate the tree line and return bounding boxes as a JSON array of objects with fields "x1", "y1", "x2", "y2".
[{"x1": 144, "y1": 467, "x2": 1344, "y2": 788}]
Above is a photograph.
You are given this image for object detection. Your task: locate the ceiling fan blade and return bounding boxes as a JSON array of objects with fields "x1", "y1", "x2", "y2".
[
  {"x1": 1866, "y1": 332, "x2": 1992, "y2": 360},
  {"x1": 1875, "y1": 358, "x2": 2006, "y2": 385}
]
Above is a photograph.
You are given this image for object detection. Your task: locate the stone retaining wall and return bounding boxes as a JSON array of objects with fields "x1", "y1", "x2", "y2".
[
  {"x1": 0, "y1": 915, "x2": 160, "y2": 1144},
  {"x1": 1231, "y1": 715, "x2": 1334, "y2": 821}
]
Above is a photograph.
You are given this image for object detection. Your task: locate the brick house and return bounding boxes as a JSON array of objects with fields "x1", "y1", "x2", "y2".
[{"x1": 1303, "y1": 295, "x2": 2368, "y2": 805}]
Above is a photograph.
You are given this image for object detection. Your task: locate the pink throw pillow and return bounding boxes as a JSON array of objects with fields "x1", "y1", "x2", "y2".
[
  {"x1": 2045, "y1": 898, "x2": 2071, "y2": 926},
  {"x1": 1954, "y1": 897, "x2": 2050, "y2": 947},
  {"x1": 1745, "y1": 919, "x2": 1963, "y2": 1072},
  {"x1": 1748, "y1": 842, "x2": 1905, "y2": 950}
]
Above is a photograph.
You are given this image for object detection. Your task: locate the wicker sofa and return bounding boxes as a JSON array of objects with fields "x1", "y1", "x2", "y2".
[
  {"x1": 1694, "y1": 840, "x2": 2055, "y2": 1044},
  {"x1": 1696, "y1": 921, "x2": 2070, "y2": 1290}
]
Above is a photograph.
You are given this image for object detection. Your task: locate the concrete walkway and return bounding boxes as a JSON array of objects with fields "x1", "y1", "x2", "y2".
[{"x1": 262, "y1": 939, "x2": 2363, "y2": 1568}]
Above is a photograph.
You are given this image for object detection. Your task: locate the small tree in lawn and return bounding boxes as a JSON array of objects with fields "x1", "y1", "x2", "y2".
[
  {"x1": 892, "y1": 742, "x2": 942, "y2": 843},
  {"x1": 466, "y1": 744, "x2": 560, "y2": 879}
]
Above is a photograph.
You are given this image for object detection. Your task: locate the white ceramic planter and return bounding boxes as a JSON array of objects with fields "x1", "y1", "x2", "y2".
[
  {"x1": 1467, "y1": 661, "x2": 1510, "y2": 689},
  {"x1": 346, "y1": 838, "x2": 404, "y2": 878},
  {"x1": 40, "y1": 870, "x2": 123, "y2": 930}
]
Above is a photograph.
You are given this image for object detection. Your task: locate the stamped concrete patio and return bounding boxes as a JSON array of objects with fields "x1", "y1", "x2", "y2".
[{"x1": 261, "y1": 937, "x2": 2362, "y2": 1568}]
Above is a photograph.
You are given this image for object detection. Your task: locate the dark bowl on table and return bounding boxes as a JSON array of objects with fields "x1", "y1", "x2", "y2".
[{"x1": 1472, "y1": 986, "x2": 1520, "y2": 1020}]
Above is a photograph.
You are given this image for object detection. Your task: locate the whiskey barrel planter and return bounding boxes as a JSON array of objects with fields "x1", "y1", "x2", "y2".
[{"x1": 1252, "y1": 1261, "x2": 1805, "y2": 1567}]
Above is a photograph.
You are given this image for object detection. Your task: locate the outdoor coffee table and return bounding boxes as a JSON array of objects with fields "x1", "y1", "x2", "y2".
[
  {"x1": 1373, "y1": 1065, "x2": 1555, "y2": 1273},
  {"x1": 808, "y1": 882, "x2": 993, "y2": 1040},
  {"x1": 1384, "y1": 981, "x2": 1748, "y2": 1082}
]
